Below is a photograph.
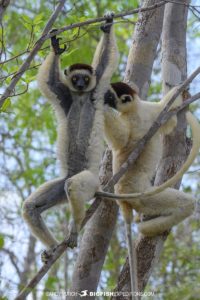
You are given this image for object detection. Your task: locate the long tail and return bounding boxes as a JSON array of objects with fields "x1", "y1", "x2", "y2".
[
  {"x1": 96, "y1": 112, "x2": 200, "y2": 200},
  {"x1": 125, "y1": 221, "x2": 139, "y2": 300}
]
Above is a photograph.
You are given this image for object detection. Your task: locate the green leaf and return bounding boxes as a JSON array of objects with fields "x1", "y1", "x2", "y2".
[
  {"x1": 0, "y1": 99, "x2": 11, "y2": 112},
  {"x1": 65, "y1": 48, "x2": 79, "y2": 57},
  {"x1": 33, "y1": 13, "x2": 44, "y2": 24},
  {"x1": 21, "y1": 15, "x2": 32, "y2": 24}
]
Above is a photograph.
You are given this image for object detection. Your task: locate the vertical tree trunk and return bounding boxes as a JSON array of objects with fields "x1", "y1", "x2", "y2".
[
  {"x1": 19, "y1": 235, "x2": 36, "y2": 288},
  {"x1": 69, "y1": 150, "x2": 118, "y2": 299},
  {"x1": 157, "y1": 0, "x2": 190, "y2": 189},
  {"x1": 113, "y1": 0, "x2": 190, "y2": 297},
  {"x1": 125, "y1": 0, "x2": 164, "y2": 98},
  {"x1": 69, "y1": 2, "x2": 165, "y2": 297}
]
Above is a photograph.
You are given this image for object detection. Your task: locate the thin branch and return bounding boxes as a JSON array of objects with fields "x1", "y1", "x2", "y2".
[
  {"x1": 162, "y1": 92, "x2": 200, "y2": 122},
  {"x1": 0, "y1": 27, "x2": 86, "y2": 66},
  {"x1": 0, "y1": 1, "x2": 167, "y2": 108},
  {"x1": 45, "y1": 1, "x2": 167, "y2": 39},
  {"x1": 14, "y1": 197, "x2": 101, "y2": 300},
  {"x1": 2, "y1": 248, "x2": 22, "y2": 279},
  {"x1": 0, "y1": 0, "x2": 67, "y2": 108}
]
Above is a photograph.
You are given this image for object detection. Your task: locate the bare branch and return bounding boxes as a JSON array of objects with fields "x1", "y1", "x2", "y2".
[
  {"x1": 2, "y1": 248, "x2": 22, "y2": 279},
  {"x1": 48, "y1": 1, "x2": 166, "y2": 39},
  {"x1": 0, "y1": 28, "x2": 87, "y2": 66}
]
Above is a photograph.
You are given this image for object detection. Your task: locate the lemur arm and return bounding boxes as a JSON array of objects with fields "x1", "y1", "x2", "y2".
[
  {"x1": 37, "y1": 31, "x2": 72, "y2": 113},
  {"x1": 92, "y1": 13, "x2": 118, "y2": 83},
  {"x1": 104, "y1": 105, "x2": 129, "y2": 149},
  {"x1": 157, "y1": 87, "x2": 183, "y2": 135},
  {"x1": 97, "y1": 111, "x2": 200, "y2": 200}
]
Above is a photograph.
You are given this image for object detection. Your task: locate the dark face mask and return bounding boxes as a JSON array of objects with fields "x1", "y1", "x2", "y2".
[{"x1": 104, "y1": 90, "x2": 116, "y2": 109}]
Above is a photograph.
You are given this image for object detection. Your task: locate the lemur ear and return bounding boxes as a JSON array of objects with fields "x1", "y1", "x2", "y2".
[{"x1": 64, "y1": 68, "x2": 69, "y2": 76}]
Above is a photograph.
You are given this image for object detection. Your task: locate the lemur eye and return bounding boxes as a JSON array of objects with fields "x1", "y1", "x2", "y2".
[
  {"x1": 72, "y1": 76, "x2": 77, "y2": 82},
  {"x1": 121, "y1": 95, "x2": 132, "y2": 103},
  {"x1": 84, "y1": 76, "x2": 89, "y2": 82}
]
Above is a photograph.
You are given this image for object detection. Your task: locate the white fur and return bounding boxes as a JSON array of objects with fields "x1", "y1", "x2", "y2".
[
  {"x1": 87, "y1": 99, "x2": 105, "y2": 175},
  {"x1": 37, "y1": 51, "x2": 69, "y2": 175},
  {"x1": 104, "y1": 87, "x2": 197, "y2": 236},
  {"x1": 34, "y1": 23, "x2": 118, "y2": 242}
]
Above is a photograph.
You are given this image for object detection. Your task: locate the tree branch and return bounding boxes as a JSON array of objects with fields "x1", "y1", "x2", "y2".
[
  {"x1": 0, "y1": 0, "x2": 66, "y2": 108},
  {"x1": 15, "y1": 237, "x2": 72, "y2": 300},
  {"x1": 2, "y1": 248, "x2": 22, "y2": 279}
]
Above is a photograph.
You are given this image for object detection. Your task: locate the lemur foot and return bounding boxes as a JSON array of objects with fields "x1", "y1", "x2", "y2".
[
  {"x1": 101, "y1": 12, "x2": 114, "y2": 33},
  {"x1": 50, "y1": 29, "x2": 66, "y2": 55},
  {"x1": 66, "y1": 231, "x2": 78, "y2": 249},
  {"x1": 41, "y1": 245, "x2": 57, "y2": 264},
  {"x1": 66, "y1": 219, "x2": 78, "y2": 249}
]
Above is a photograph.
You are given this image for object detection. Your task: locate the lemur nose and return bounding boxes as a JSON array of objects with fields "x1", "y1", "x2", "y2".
[{"x1": 77, "y1": 78, "x2": 85, "y2": 90}]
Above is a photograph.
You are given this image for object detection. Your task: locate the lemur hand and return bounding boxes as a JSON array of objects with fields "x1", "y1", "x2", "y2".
[
  {"x1": 100, "y1": 12, "x2": 114, "y2": 33},
  {"x1": 50, "y1": 29, "x2": 66, "y2": 55}
]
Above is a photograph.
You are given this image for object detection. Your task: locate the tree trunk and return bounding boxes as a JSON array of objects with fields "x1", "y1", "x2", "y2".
[
  {"x1": 113, "y1": 0, "x2": 190, "y2": 297},
  {"x1": 69, "y1": 149, "x2": 118, "y2": 299},
  {"x1": 19, "y1": 235, "x2": 36, "y2": 288},
  {"x1": 125, "y1": 0, "x2": 164, "y2": 99},
  {"x1": 112, "y1": 0, "x2": 165, "y2": 296}
]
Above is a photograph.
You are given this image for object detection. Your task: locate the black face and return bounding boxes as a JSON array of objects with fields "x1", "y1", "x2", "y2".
[
  {"x1": 104, "y1": 90, "x2": 117, "y2": 109},
  {"x1": 71, "y1": 74, "x2": 90, "y2": 91},
  {"x1": 121, "y1": 95, "x2": 132, "y2": 103}
]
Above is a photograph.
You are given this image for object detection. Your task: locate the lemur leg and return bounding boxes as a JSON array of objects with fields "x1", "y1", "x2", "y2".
[
  {"x1": 135, "y1": 188, "x2": 195, "y2": 236},
  {"x1": 22, "y1": 177, "x2": 67, "y2": 250},
  {"x1": 65, "y1": 170, "x2": 99, "y2": 247}
]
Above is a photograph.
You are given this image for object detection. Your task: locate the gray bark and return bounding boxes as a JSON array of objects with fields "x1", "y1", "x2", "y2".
[
  {"x1": 124, "y1": 0, "x2": 164, "y2": 98},
  {"x1": 19, "y1": 235, "x2": 36, "y2": 288},
  {"x1": 112, "y1": 0, "x2": 190, "y2": 297}
]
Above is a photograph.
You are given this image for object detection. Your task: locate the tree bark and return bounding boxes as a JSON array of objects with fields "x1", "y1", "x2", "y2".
[
  {"x1": 124, "y1": 0, "x2": 164, "y2": 99},
  {"x1": 19, "y1": 235, "x2": 36, "y2": 288},
  {"x1": 113, "y1": 0, "x2": 190, "y2": 297},
  {"x1": 69, "y1": 2, "x2": 166, "y2": 297}
]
